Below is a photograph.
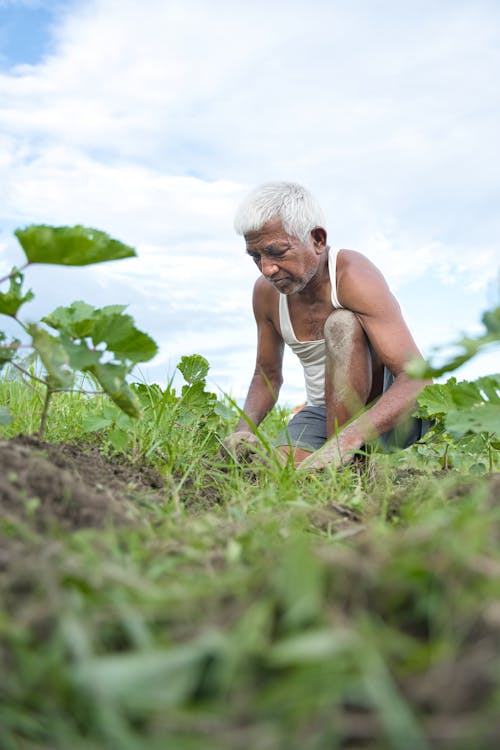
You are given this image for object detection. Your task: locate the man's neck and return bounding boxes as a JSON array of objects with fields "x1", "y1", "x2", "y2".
[{"x1": 296, "y1": 246, "x2": 330, "y2": 303}]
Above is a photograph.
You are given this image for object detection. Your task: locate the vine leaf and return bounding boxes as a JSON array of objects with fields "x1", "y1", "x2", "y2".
[
  {"x1": 28, "y1": 325, "x2": 74, "y2": 389},
  {"x1": 1, "y1": 224, "x2": 155, "y2": 436},
  {"x1": 0, "y1": 332, "x2": 19, "y2": 370},
  {"x1": 14, "y1": 225, "x2": 136, "y2": 266},
  {"x1": 445, "y1": 404, "x2": 500, "y2": 439},
  {"x1": 177, "y1": 354, "x2": 209, "y2": 385},
  {"x1": 407, "y1": 304, "x2": 500, "y2": 379},
  {"x1": 43, "y1": 302, "x2": 157, "y2": 365},
  {"x1": 44, "y1": 301, "x2": 106, "y2": 338},
  {"x1": 416, "y1": 375, "x2": 500, "y2": 439},
  {"x1": 0, "y1": 270, "x2": 34, "y2": 317},
  {"x1": 483, "y1": 306, "x2": 500, "y2": 336},
  {"x1": 58, "y1": 334, "x2": 101, "y2": 371},
  {"x1": 39, "y1": 301, "x2": 159, "y2": 417},
  {"x1": 88, "y1": 363, "x2": 142, "y2": 417},
  {"x1": 90, "y1": 311, "x2": 158, "y2": 364}
]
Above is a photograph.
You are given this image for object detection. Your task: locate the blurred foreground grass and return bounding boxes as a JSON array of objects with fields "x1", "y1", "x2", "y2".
[{"x1": 1, "y1": 380, "x2": 499, "y2": 749}]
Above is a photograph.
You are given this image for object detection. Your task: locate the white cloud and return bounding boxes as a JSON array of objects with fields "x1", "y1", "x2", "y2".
[{"x1": 362, "y1": 231, "x2": 499, "y2": 293}]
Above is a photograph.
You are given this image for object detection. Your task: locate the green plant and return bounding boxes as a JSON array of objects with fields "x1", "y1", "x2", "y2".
[
  {"x1": 0, "y1": 225, "x2": 157, "y2": 436},
  {"x1": 407, "y1": 303, "x2": 500, "y2": 379},
  {"x1": 414, "y1": 375, "x2": 500, "y2": 471},
  {"x1": 407, "y1": 300, "x2": 500, "y2": 472},
  {"x1": 3, "y1": 299, "x2": 500, "y2": 749},
  {"x1": 82, "y1": 353, "x2": 237, "y2": 468}
]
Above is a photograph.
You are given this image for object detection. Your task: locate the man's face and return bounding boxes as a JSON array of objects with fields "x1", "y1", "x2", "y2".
[{"x1": 244, "y1": 218, "x2": 326, "y2": 295}]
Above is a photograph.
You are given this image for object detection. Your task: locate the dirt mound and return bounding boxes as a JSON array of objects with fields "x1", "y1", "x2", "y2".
[{"x1": 0, "y1": 436, "x2": 165, "y2": 533}]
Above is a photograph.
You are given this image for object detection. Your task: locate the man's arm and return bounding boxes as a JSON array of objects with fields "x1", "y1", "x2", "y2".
[
  {"x1": 302, "y1": 252, "x2": 430, "y2": 469},
  {"x1": 226, "y1": 279, "x2": 284, "y2": 450}
]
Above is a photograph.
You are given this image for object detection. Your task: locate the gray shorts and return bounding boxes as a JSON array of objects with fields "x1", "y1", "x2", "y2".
[{"x1": 274, "y1": 369, "x2": 431, "y2": 453}]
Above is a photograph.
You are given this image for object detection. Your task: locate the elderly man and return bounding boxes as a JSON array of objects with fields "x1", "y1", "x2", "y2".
[{"x1": 226, "y1": 181, "x2": 429, "y2": 469}]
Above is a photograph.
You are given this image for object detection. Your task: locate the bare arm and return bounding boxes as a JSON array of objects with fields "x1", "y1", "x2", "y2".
[
  {"x1": 302, "y1": 252, "x2": 430, "y2": 468},
  {"x1": 235, "y1": 279, "x2": 284, "y2": 431}
]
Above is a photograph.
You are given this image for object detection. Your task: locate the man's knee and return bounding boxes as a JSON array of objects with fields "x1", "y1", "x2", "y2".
[{"x1": 323, "y1": 309, "x2": 364, "y2": 348}]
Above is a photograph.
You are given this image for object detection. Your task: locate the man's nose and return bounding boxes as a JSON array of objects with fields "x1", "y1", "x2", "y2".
[{"x1": 261, "y1": 257, "x2": 279, "y2": 278}]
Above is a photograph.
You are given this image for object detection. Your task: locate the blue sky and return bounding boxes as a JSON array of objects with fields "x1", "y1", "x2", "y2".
[
  {"x1": 0, "y1": 1, "x2": 53, "y2": 67},
  {"x1": 0, "y1": 0, "x2": 498, "y2": 403}
]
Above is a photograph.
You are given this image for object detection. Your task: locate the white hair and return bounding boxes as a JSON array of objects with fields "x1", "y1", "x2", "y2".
[{"x1": 233, "y1": 181, "x2": 326, "y2": 243}]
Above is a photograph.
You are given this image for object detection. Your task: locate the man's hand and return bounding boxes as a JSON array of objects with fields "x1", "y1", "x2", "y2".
[
  {"x1": 221, "y1": 430, "x2": 262, "y2": 463},
  {"x1": 298, "y1": 437, "x2": 356, "y2": 471}
]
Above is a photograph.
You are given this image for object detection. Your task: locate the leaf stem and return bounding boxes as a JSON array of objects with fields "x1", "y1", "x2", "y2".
[
  {"x1": 11, "y1": 361, "x2": 48, "y2": 387},
  {"x1": 443, "y1": 444, "x2": 449, "y2": 471},
  {"x1": 38, "y1": 387, "x2": 53, "y2": 439},
  {"x1": 13, "y1": 315, "x2": 30, "y2": 333},
  {"x1": 0, "y1": 262, "x2": 30, "y2": 285}
]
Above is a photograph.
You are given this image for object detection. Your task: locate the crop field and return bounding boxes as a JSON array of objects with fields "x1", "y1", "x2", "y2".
[{"x1": 1, "y1": 227, "x2": 499, "y2": 749}]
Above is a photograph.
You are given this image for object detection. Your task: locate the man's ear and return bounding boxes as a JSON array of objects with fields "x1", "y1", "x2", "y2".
[{"x1": 311, "y1": 227, "x2": 327, "y2": 252}]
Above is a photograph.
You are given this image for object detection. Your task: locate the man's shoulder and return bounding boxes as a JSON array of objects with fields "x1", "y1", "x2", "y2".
[
  {"x1": 253, "y1": 275, "x2": 278, "y2": 302},
  {"x1": 336, "y1": 249, "x2": 392, "y2": 309},
  {"x1": 252, "y1": 276, "x2": 280, "y2": 318},
  {"x1": 337, "y1": 248, "x2": 375, "y2": 270},
  {"x1": 337, "y1": 249, "x2": 386, "y2": 284}
]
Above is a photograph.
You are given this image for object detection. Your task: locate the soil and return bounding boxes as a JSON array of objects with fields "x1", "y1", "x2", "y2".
[
  {"x1": 0, "y1": 435, "x2": 165, "y2": 534},
  {"x1": 2, "y1": 434, "x2": 500, "y2": 747}
]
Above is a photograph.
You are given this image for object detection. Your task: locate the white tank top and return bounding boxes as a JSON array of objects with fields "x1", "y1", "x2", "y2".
[{"x1": 278, "y1": 246, "x2": 343, "y2": 406}]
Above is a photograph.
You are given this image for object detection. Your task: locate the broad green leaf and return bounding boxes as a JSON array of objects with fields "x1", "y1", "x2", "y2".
[
  {"x1": 0, "y1": 332, "x2": 19, "y2": 369},
  {"x1": 406, "y1": 352, "x2": 472, "y2": 380},
  {"x1": 474, "y1": 374, "x2": 500, "y2": 403},
  {"x1": 180, "y1": 381, "x2": 216, "y2": 409},
  {"x1": 0, "y1": 270, "x2": 34, "y2": 317},
  {"x1": 408, "y1": 301, "x2": 499, "y2": 378},
  {"x1": 28, "y1": 324, "x2": 74, "y2": 389},
  {"x1": 15, "y1": 225, "x2": 136, "y2": 266},
  {"x1": 88, "y1": 363, "x2": 142, "y2": 417},
  {"x1": 91, "y1": 312, "x2": 158, "y2": 364},
  {"x1": 58, "y1": 334, "x2": 101, "y2": 371},
  {"x1": 98, "y1": 304, "x2": 129, "y2": 316},
  {"x1": 215, "y1": 400, "x2": 237, "y2": 420},
  {"x1": 0, "y1": 352, "x2": 14, "y2": 371},
  {"x1": 43, "y1": 301, "x2": 99, "y2": 338},
  {"x1": 0, "y1": 406, "x2": 13, "y2": 425},
  {"x1": 415, "y1": 380, "x2": 458, "y2": 418},
  {"x1": 44, "y1": 300, "x2": 127, "y2": 336},
  {"x1": 177, "y1": 354, "x2": 209, "y2": 384},
  {"x1": 447, "y1": 380, "x2": 487, "y2": 408},
  {"x1": 82, "y1": 414, "x2": 114, "y2": 432},
  {"x1": 482, "y1": 305, "x2": 500, "y2": 336},
  {"x1": 416, "y1": 379, "x2": 491, "y2": 420},
  {"x1": 134, "y1": 382, "x2": 171, "y2": 409},
  {"x1": 44, "y1": 303, "x2": 157, "y2": 365},
  {"x1": 115, "y1": 410, "x2": 134, "y2": 430},
  {"x1": 445, "y1": 404, "x2": 500, "y2": 438},
  {"x1": 407, "y1": 345, "x2": 479, "y2": 379},
  {"x1": 107, "y1": 426, "x2": 129, "y2": 453}
]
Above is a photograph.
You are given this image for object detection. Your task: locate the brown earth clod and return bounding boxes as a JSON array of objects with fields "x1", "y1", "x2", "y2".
[{"x1": 0, "y1": 436, "x2": 166, "y2": 536}]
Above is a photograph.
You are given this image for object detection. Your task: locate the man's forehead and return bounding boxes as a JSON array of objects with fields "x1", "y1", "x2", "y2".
[{"x1": 244, "y1": 218, "x2": 290, "y2": 246}]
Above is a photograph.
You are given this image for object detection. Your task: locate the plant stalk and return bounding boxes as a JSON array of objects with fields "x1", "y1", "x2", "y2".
[
  {"x1": 38, "y1": 387, "x2": 53, "y2": 439},
  {"x1": 0, "y1": 262, "x2": 30, "y2": 285}
]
